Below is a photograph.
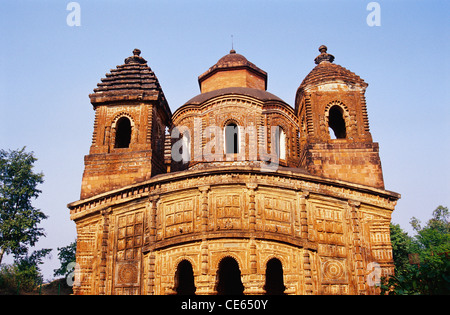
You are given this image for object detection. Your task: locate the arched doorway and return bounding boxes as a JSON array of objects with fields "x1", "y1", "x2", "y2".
[
  {"x1": 264, "y1": 258, "x2": 285, "y2": 295},
  {"x1": 216, "y1": 257, "x2": 244, "y2": 295},
  {"x1": 175, "y1": 260, "x2": 196, "y2": 295}
]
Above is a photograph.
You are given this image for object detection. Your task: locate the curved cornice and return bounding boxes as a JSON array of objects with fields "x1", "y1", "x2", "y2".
[{"x1": 68, "y1": 165, "x2": 400, "y2": 216}]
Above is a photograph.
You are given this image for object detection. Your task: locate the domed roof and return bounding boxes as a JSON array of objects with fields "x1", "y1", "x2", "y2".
[
  {"x1": 198, "y1": 50, "x2": 267, "y2": 92},
  {"x1": 215, "y1": 49, "x2": 252, "y2": 67},
  {"x1": 89, "y1": 49, "x2": 170, "y2": 114},
  {"x1": 183, "y1": 86, "x2": 285, "y2": 106},
  {"x1": 298, "y1": 45, "x2": 367, "y2": 92}
]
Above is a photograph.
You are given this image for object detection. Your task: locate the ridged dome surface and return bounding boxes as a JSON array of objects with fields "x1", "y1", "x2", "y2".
[
  {"x1": 89, "y1": 49, "x2": 168, "y2": 107},
  {"x1": 216, "y1": 50, "x2": 250, "y2": 67},
  {"x1": 298, "y1": 45, "x2": 367, "y2": 91},
  {"x1": 299, "y1": 61, "x2": 367, "y2": 90},
  {"x1": 198, "y1": 50, "x2": 267, "y2": 85}
]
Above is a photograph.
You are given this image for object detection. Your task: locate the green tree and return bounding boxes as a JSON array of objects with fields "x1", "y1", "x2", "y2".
[
  {"x1": 382, "y1": 206, "x2": 450, "y2": 295},
  {"x1": 0, "y1": 147, "x2": 47, "y2": 263},
  {"x1": 53, "y1": 240, "x2": 77, "y2": 278},
  {"x1": 383, "y1": 223, "x2": 418, "y2": 294},
  {"x1": 14, "y1": 248, "x2": 52, "y2": 292},
  {"x1": 0, "y1": 248, "x2": 51, "y2": 294},
  {"x1": 409, "y1": 206, "x2": 450, "y2": 294},
  {"x1": 390, "y1": 223, "x2": 413, "y2": 276}
]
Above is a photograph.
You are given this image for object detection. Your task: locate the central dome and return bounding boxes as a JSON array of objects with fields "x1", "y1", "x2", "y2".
[
  {"x1": 198, "y1": 50, "x2": 268, "y2": 93},
  {"x1": 216, "y1": 49, "x2": 251, "y2": 67}
]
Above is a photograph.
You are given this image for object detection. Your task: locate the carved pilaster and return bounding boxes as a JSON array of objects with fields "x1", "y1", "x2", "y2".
[
  {"x1": 249, "y1": 239, "x2": 257, "y2": 273},
  {"x1": 246, "y1": 184, "x2": 258, "y2": 276},
  {"x1": 98, "y1": 207, "x2": 112, "y2": 295},
  {"x1": 198, "y1": 186, "x2": 210, "y2": 275},
  {"x1": 348, "y1": 200, "x2": 365, "y2": 294},
  {"x1": 246, "y1": 183, "x2": 258, "y2": 232},
  {"x1": 201, "y1": 241, "x2": 209, "y2": 275},
  {"x1": 198, "y1": 186, "x2": 210, "y2": 233},
  {"x1": 244, "y1": 239, "x2": 265, "y2": 295},
  {"x1": 147, "y1": 195, "x2": 159, "y2": 295},
  {"x1": 149, "y1": 195, "x2": 159, "y2": 243},
  {"x1": 299, "y1": 191, "x2": 310, "y2": 240},
  {"x1": 303, "y1": 250, "x2": 313, "y2": 295}
]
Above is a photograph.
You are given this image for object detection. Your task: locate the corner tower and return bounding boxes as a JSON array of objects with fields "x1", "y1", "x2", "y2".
[
  {"x1": 295, "y1": 46, "x2": 384, "y2": 189},
  {"x1": 80, "y1": 49, "x2": 172, "y2": 199}
]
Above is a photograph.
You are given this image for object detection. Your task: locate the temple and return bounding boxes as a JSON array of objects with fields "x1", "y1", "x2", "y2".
[{"x1": 68, "y1": 46, "x2": 400, "y2": 295}]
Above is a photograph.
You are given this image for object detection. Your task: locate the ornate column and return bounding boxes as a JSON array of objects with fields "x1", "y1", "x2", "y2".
[
  {"x1": 198, "y1": 185, "x2": 210, "y2": 274},
  {"x1": 302, "y1": 250, "x2": 313, "y2": 295},
  {"x1": 98, "y1": 207, "x2": 112, "y2": 295},
  {"x1": 245, "y1": 183, "x2": 266, "y2": 295},
  {"x1": 243, "y1": 240, "x2": 266, "y2": 295},
  {"x1": 347, "y1": 200, "x2": 365, "y2": 294},
  {"x1": 247, "y1": 183, "x2": 258, "y2": 233},
  {"x1": 299, "y1": 191, "x2": 310, "y2": 240},
  {"x1": 196, "y1": 186, "x2": 215, "y2": 295},
  {"x1": 146, "y1": 195, "x2": 159, "y2": 295}
]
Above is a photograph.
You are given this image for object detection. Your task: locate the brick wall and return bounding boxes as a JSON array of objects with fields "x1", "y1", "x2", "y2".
[
  {"x1": 304, "y1": 142, "x2": 384, "y2": 189},
  {"x1": 200, "y1": 68, "x2": 266, "y2": 93}
]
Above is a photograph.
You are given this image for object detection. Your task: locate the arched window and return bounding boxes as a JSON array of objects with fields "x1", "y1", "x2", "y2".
[
  {"x1": 175, "y1": 260, "x2": 196, "y2": 295},
  {"x1": 264, "y1": 258, "x2": 285, "y2": 295},
  {"x1": 225, "y1": 123, "x2": 239, "y2": 154},
  {"x1": 328, "y1": 105, "x2": 346, "y2": 139},
  {"x1": 181, "y1": 133, "x2": 190, "y2": 160},
  {"x1": 216, "y1": 257, "x2": 244, "y2": 295},
  {"x1": 114, "y1": 117, "x2": 132, "y2": 148},
  {"x1": 274, "y1": 127, "x2": 286, "y2": 160}
]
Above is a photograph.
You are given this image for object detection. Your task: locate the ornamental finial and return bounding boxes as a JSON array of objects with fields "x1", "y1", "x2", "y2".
[
  {"x1": 314, "y1": 45, "x2": 335, "y2": 65},
  {"x1": 124, "y1": 48, "x2": 147, "y2": 64}
]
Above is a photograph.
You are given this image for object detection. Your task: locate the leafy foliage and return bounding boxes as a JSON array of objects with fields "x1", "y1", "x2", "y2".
[
  {"x1": 15, "y1": 248, "x2": 52, "y2": 292},
  {"x1": 0, "y1": 249, "x2": 51, "y2": 294},
  {"x1": 0, "y1": 147, "x2": 52, "y2": 294},
  {"x1": 53, "y1": 240, "x2": 77, "y2": 277},
  {"x1": 0, "y1": 263, "x2": 18, "y2": 294},
  {"x1": 382, "y1": 206, "x2": 450, "y2": 295},
  {"x1": 0, "y1": 147, "x2": 47, "y2": 263}
]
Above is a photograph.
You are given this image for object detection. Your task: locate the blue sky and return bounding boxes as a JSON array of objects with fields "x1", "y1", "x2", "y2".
[{"x1": 0, "y1": 0, "x2": 448, "y2": 280}]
